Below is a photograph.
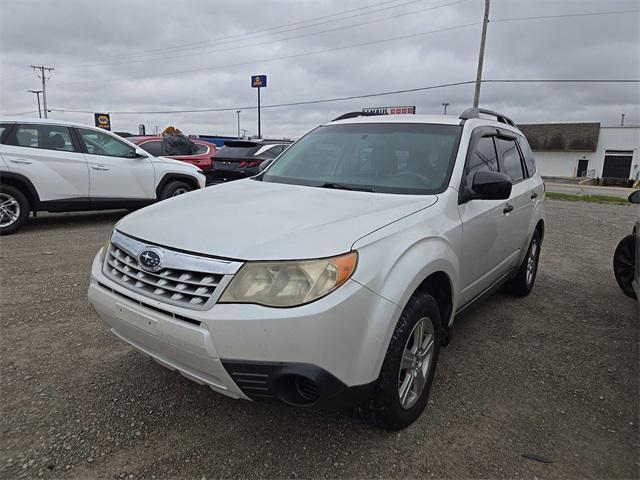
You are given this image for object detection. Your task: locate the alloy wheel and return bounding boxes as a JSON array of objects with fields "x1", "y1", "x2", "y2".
[
  {"x1": 526, "y1": 239, "x2": 539, "y2": 286},
  {"x1": 398, "y1": 317, "x2": 435, "y2": 410},
  {"x1": 0, "y1": 193, "x2": 20, "y2": 228}
]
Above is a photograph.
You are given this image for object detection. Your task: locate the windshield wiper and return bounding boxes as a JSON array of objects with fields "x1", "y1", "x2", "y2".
[{"x1": 318, "y1": 182, "x2": 374, "y2": 192}]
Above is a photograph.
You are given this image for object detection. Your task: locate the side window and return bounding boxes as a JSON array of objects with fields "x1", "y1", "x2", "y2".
[
  {"x1": 496, "y1": 137, "x2": 524, "y2": 183},
  {"x1": 518, "y1": 137, "x2": 536, "y2": 176},
  {"x1": 0, "y1": 123, "x2": 11, "y2": 143},
  {"x1": 77, "y1": 128, "x2": 135, "y2": 158},
  {"x1": 467, "y1": 136, "x2": 499, "y2": 185},
  {"x1": 139, "y1": 140, "x2": 163, "y2": 156},
  {"x1": 193, "y1": 143, "x2": 209, "y2": 155},
  {"x1": 261, "y1": 145, "x2": 285, "y2": 158},
  {"x1": 13, "y1": 124, "x2": 75, "y2": 152}
]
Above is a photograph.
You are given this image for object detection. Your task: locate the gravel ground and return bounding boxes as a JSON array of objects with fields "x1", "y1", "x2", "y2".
[{"x1": 0, "y1": 199, "x2": 638, "y2": 480}]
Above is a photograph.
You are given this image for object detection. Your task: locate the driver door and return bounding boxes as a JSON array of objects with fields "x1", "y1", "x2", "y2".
[{"x1": 75, "y1": 128, "x2": 156, "y2": 200}]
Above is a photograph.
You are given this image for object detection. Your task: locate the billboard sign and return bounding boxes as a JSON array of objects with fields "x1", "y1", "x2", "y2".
[
  {"x1": 94, "y1": 113, "x2": 111, "y2": 130},
  {"x1": 362, "y1": 106, "x2": 416, "y2": 115},
  {"x1": 251, "y1": 75, "x2": 267, "y2": 88}
]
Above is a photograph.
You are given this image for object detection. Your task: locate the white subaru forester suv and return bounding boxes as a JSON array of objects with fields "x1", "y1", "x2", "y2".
[
  {"x1": 0, "y1": 118, "x2": 206, "y2": 234},
  {"x1": 88, "y1": 108, "x2": 545, "y2": 430}
]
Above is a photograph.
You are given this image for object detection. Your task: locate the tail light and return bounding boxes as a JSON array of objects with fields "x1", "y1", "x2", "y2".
[{"x1": 239, "y1": 160, "x2": 261, "y2": 169}]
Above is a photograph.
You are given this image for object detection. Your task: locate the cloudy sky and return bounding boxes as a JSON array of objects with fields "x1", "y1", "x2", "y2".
[{"x1": 1, "y1": 0, "x2": 638, "y2": 138}]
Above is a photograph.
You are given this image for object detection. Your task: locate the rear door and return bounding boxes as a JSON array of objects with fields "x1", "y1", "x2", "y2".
[
  {"x1": 1, "y1": 122, "x2": 89, "y2": 201},
  {"x1": 495, "y1": 134, "x2": 533, "y2": 260},
  {"x1": 76, "y1": 127, "x2": 156, "y2": 199}
]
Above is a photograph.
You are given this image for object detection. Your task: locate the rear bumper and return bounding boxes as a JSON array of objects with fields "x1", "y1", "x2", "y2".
[{"x1": 88, "y1": 250, "x2": 399, "y2": 406}]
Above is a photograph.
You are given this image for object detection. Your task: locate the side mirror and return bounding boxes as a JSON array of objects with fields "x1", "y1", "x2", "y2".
[
  {"x1": 258, "y1": 159, "x2": 274, "y2": 172},
  {"x1": 629, "y1": 190, "x2": 640, "y2": 204},
  {"x1": 467, "y1": 170, "x2": 512, "y2": 201},
  {"x1": 134, "y1": 147, "x2": 149, "y2": 158}
]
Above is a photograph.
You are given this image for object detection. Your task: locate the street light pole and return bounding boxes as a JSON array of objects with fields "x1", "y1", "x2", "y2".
[
  {"x1": 236, "y1": 110, "x2": 241, "y2": 138},
  {"x1": 28, "y1": 90, "x2": 43, "y2": 118},
  {"x1": 442, "y1": 102, "x2": 450, "y2": 115},
  {"x1": 473, "y1": 0, "x2": 490, "y2": 108}
]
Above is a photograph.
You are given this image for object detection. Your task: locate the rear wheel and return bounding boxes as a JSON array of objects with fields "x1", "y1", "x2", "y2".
[
  {"x1": 614, "y1": 234, "x2": 637, "y2": 299},
  {"x1": 357, "y1": 291, "x2": 441, "y2": 431},
  {"x1": 0, "y1": 185, "x2": 29, "y2": 235},
  {"x1": 505, "y1": 230, "x2": 541, "y2": 297},
  {"x1": 159, "y1": 180, "x2": 192, "y2": 200}
]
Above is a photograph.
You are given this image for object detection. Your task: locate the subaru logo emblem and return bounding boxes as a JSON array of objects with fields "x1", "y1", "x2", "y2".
[{"x1": 138, "y1": 248, "x2": 163, "y2": 272}]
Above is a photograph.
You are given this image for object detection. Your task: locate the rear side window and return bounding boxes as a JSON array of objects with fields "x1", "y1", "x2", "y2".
[
  {"x1": 12, "y1": 124, "x2": 75, "y2": 152},
  {"x1": 139, "y1": 140, "x2": 163, "y2": 156},
  {"x1": 193, "y1": 143, "x2": 209, "y2": 155},
  {"x1": 467, "y1": 136, "x2": 499, "y2": 184},
  {"x1": 496, "y1": 137, "x2": 524, "y2": 183},
  {"x1": 518, "y1": 137, "x2": 536, "y2": 175}
]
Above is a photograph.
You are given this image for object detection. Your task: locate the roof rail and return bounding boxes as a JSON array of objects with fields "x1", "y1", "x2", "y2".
[
  {"x1": 331, "y1": 111, "x2": 384, "y2": 122},
  {"x1": 459, "y1": 107, "x2": 516, "y2": 127}
]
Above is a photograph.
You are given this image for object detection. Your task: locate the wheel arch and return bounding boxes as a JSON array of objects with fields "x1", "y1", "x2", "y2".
[
  {"x1": 0, "y1": 171, "x2": 40, "y2": 210},
  {"x1": 155, "y1": 173, "x2": 200, "y2": 198}
]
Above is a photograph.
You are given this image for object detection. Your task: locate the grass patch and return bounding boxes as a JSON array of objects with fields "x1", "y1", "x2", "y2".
[{"x1": 545, "y1": 192, "x2": 629, "y2": 205}]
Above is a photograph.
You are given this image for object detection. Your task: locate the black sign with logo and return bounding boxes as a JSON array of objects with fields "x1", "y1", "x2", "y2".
[{"x1": 94, "y1": 113, "x2": 111, "y2": 131}]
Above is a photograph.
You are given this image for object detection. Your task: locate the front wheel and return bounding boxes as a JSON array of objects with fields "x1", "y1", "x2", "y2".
[
  {"x1": 0, "y1": 185, "x2": 29, "y2": 235},
  {"x1": 159, "y1": 180, "x2": 192, "y2": 200},
  {"x1": 357, "y1": 291, "x2": 441, "y2": 431},
  {"x1": 614, "y1": 234, "x2": 637, "y2": 299}
]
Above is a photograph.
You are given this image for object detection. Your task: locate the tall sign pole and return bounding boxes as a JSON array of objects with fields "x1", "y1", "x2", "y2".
[
  {"x1": 473, "y1": 0, "x2": 490, "y2": 108},
  {"x1": 251, "y1": 75, "x2": 267, "y2": 138}
]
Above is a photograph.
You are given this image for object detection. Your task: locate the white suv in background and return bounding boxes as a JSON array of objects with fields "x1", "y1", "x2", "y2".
[
  {"x1": 0, "y1": 118, "x2": 206, "y2": 234},
  {"x1": 88, "y1": 108, "x2": 545, "y2": 430}
]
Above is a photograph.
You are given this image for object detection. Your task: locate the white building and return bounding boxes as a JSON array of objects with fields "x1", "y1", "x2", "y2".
[{"x1": 519, "y1": 123, "x2": 640, "y2": 183}]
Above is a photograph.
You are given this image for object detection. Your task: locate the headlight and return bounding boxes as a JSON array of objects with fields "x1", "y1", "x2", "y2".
[
  {"x1": 219, "y1": 251, "x2": 358, "y2": 307},
  {"x1": 99, "y1": 233, "x2": 112, "y2": 263}
]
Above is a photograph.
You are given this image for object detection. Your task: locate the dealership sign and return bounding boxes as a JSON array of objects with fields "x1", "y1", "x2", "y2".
[
  {"x1": 363, "y1": 106, "x2": 416, "y2": 115},
  {"x1": 94, "y1": 113, "x2": 111, "y2": 130}
]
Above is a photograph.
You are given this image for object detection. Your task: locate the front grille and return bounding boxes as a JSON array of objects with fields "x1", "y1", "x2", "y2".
[
  {"x1": 106, "y1": 245, "x2": 222, "y2": 306},
  {"x1": 103, "y1": 230, "x2": 242, "y2": 310}
]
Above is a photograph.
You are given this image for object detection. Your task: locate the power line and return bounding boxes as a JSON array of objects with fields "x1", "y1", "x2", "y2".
[
  {"x1": 0, "y1": 110, "x2": 40, "y2": 116},
  {"x1": 491, "y1": 9, "x2": 639, "y2": 23},
  {"x1": 53, "y1": 22, "x2": 481, "y2": 87},
  {"x1": 70, "y1": 0, "x2": 469, "y2": 69},
  {"x1": 47, "y1": 79, "x2": 639, "y2": 115},
  {"x1": 60, "y1": 0, "x2": 426, "y2": 66}
]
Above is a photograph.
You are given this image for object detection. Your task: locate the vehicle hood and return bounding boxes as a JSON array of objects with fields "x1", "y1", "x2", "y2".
[
  {"x1": 151, "y1": 156, "x2": 199, "y2": 170},
  {"x1": 117, "y1": 179, "x2": 437, "y2": 260}
]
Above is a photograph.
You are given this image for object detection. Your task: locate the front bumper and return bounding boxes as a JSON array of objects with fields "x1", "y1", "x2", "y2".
[{"x1": 88, "y1": 251, "x2": 399, "y2": 406}]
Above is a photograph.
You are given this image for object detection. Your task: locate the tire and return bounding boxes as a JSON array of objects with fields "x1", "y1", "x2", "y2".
[
  {"x1": 159, "y1": 180, "x2": 192, "y2": 200},
  {"x1": 0, "y1": 185, "x2": 29, "y2": 235},
  {"x1": 504, "y1": 230, "x2": 541, "y2": 297},
  {"x1": 614, "y1": 234, "x2": 637, "y2": 299},
  {"x1": 357, "y1": 291, "x2": 442, "y2": 431}
]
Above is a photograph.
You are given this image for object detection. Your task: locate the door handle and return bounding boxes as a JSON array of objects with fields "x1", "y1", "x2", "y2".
[
  {"x1": 503, "y1": 203, "x2": 514, "y2": 214},
  {"x1": 91, "y1": 165, "x2": 110, "y2": 171},
  {"x1": 10, "y1": 159, "x2": 32, "y2": 165},
  {"x1": 531, "y1": 192, "x2": 538, "y2": 200}
]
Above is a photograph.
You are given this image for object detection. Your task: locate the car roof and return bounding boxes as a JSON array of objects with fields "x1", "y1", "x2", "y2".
[
  {"x1": 0, "y1": 116, "x2": 94, "y2": 127},
  {"x1": 324, "y1": 113, "x2": 524, "y2": 135}
]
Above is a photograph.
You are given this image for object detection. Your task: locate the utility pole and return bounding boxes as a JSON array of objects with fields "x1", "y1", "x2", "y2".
[
  {"x1": 31, "y1": 65, "x2": 54, "y2": 118},
  {"x1": 236, "y1": 110, "x2": 241, "y2": 138},
  {"x1": 442, "y1": 102, "x2": 450, "y2": 115},
  {"x1": 473, "y1": 0, "x2": 490, "y2": 108},
  {"x1": 620, "y1": 113, "x2": 625, "y2": 126},
  {"x1": 28, "y1": 90, "x2": 43, "y2": 118}
]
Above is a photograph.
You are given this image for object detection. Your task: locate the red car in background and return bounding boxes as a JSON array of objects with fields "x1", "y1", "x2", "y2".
[{"x1": 128, "y1": 136, "x2": 217, "y2": 170}]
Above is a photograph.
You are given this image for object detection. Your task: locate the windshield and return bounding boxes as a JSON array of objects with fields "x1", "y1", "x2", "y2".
[{"x1": 261, "y1": 123, "x2": 462, "y2": 194}]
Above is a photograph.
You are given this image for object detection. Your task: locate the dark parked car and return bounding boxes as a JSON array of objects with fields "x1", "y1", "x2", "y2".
[
  {"x1": 207, "y1": 139, "x2": 291, "y2": 183},
  {"x1": 128, "y1": 136, "x2": 217, "y2": 170}
]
